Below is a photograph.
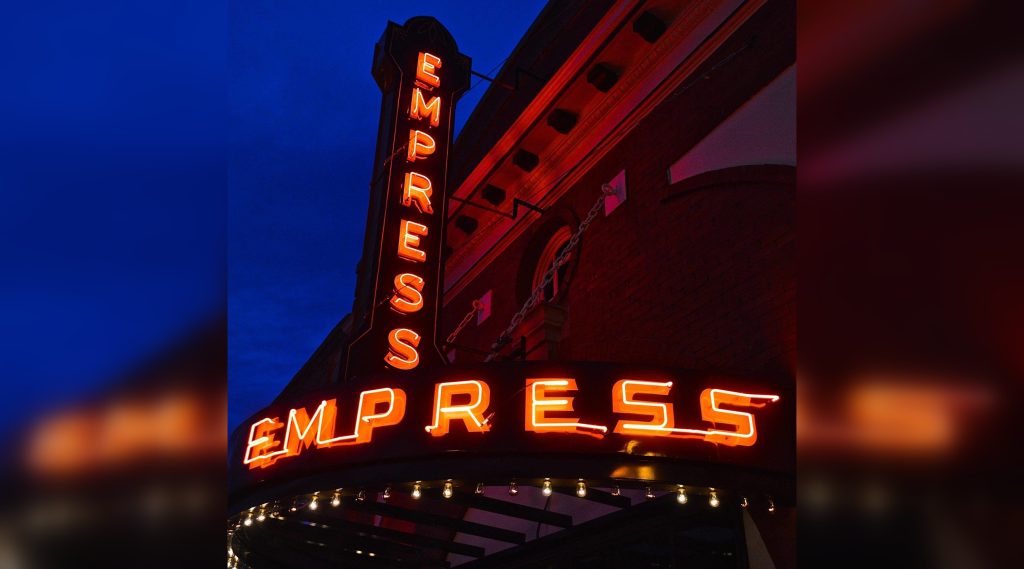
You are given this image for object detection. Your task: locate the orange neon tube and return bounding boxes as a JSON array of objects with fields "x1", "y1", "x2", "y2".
[
  {"x1": 390, "y1": 272, "x2": 425, "y2": 313},
  {"x1": 424, "y1": 380, "x2": 492, "y2": 436},
  {"x1": 610, "y1": 380, "x2": 779, "y2": 447},
  {"x1": 416, "y1": 52, "x2": 441, "y2": 88},
  {"x1": 244, "y1": 388, "x2": 408, "y2": 468},
  {"x1": 409, "y1": 88, "x2": 441, "y2": 127},
  {"x1": 397, "y1": 220, "x2": 428, "y2": 262},
  {"x1": 525, "y1": 378, "x2": 607, "y2": 438},
  {"x1": 384, "y1": 327, "x2": 420, "y2": 370}
]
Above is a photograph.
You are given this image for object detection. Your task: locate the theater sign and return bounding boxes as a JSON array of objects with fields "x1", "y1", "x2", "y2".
[
  {"x1": 244, "y1": 371, "x2": 781, "y2": 469},
  {"x1": 344, "y1": 16, "x2": 470, "y2": 380},
  {"x1": 231, "y1": 361, "x2": 793, "y2": 501},
  {"x1": 228, "y1": 16, "x2": 794, "y2": 514}
]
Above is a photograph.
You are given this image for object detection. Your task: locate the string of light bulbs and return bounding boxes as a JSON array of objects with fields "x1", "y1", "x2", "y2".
[
  {"x1": 228, "y1": 479, "x2": 778, "y2": 566},
  {"x1": 230, "y1": 479, "x2": 776, "y2": 527}
]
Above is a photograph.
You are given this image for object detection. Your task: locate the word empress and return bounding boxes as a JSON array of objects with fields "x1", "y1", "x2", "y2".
[
  {"x1": 243, "y1": 378, "x2": 779, "y2": 469},
  {"x1": 383, "y1": 51, "x2": 445, "y2": 372}
]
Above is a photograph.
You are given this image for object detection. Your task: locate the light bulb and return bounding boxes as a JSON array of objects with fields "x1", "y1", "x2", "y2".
[
  {"x1": 309, "y1": 496, "x2": 318, "y2": 510},
  {"x1": 767, "y1": 497, "x2": 775, "y2": 513},
  {"x1": 383, "y1": 486, "x2": 391, "y2": 500},
  {"x1": 331, "y1": 493, "x2": 340, "y2": 507},
  {"x1": 475, "y1": 482, "x2": 485, "y2": 495},
  {"x1": 509, "y1": 481, "x2": 519, "y2": 496},
  {"x1": 576, "y1": 480, "x2": 587, "y2": 498},
  {"x1": 677, "y1": 486, "x2": 688, "y2": 504},
  {"x1": 243, "y1": 515, "x2": 253, "y2": 526},
  {"x1": 412, "y1": 482, "x2": 422, "y2": 499},
  {"x1": 709, "y1": 489, "x2": 720, "y2": 508},
  {"x1": 356, "y1": 490, "x2": 366, "y2": 502},
  {"x1": 542, "y1": 479, "x2": 552, "y2": 497},
  {"x1": 740, "y1": 496, "x2": 749, "y2": 508},
  {"x1": 645, "y1": 486, "x2": 655, "y2": 499},
  {"x1": 611, "y1": 485, "x2": 621, "y2": 496},
  {"x1": 443, "y1": 480, "x2": 453, "y2": 499},
  {"x1": 256, "y1": 510, "x2": 266, "y2": 522}
]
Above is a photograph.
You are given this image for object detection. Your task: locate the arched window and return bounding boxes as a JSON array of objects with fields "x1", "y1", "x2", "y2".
[{"x1": 531, "y1": 226, "x2": 572, "y2": 303}]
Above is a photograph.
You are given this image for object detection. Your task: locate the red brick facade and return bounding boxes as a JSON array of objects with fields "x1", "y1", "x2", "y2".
[{"x1": 442, "y1": 1, "x2": 795, "y2": 381}]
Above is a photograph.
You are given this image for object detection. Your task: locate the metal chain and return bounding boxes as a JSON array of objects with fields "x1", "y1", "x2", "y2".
[
  {"x1": 484, "y1": 184, "x2": 614, "y2": 361},
  {"x1": 378, "y1": 286, "x2": 482, "y2": 345},
  {"x1": 446, "y1": 299, "x2": 484, "y2": 345}
]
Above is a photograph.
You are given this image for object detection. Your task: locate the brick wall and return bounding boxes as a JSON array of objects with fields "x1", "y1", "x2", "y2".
[{"x1": 442, "y1": 0, "x2": 795, "y2": 380}]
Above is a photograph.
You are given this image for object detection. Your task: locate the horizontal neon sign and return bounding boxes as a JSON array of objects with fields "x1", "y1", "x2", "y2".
[{"x1": 243, "y1": 378, "x2": 779, "y2": 469}]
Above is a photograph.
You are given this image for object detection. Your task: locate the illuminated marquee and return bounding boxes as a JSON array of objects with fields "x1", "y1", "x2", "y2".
[
  {"x1": 611, "y1": 380, "x2": 779, "y2": 445},
  {"x1": 381, "y1": 53, "x2": 445, "y2": 371},
  {"x1": 244, "y1": 376, "x2": 779, "y2": 469},
  {"x1": 345, "y1": 19, "x2": 470, "y2": 380},
  {"x1": 244, "y1": 388, "x2": 407, "y2": 468}
]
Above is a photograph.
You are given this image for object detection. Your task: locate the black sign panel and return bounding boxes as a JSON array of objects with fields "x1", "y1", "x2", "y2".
[
  {"x1": 346, "y1": 17, "x2": 470, "y2": 380},
  {"x1": 230, "y1": 362, "x2": 795, "y2": 508}
]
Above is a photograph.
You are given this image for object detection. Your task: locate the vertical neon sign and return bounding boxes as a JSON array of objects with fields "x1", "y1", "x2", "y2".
[{"x1": 346, "y1": 18, "x2": 470, "y2": 380}]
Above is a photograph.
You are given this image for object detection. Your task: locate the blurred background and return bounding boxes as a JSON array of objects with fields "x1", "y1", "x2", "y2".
[
  {"x1": 799, "y1": 0, "x2": 1024, "y2": 567},
  {"x1": 0, "y1": 1, "x2": 227, "y2": 567},
  {"x1": 0, "y1": 0, "x2": 1021, "y2": 567}
]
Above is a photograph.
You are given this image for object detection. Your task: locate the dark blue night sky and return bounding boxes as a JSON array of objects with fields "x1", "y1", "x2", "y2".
[
  {"x1": 1, "y1": 1, "x2": 227, "y2": 437},
  {"x1": 228, "y1": 0, "x2": 547, "y2": 431},
  {"x1": 0, "y1": 1, "x2": 546, "y2": 438}
]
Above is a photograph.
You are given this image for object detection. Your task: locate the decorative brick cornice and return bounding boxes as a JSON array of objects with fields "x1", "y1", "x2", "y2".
[{"x1": 445, "y1": 0, "x2": 765, "y2": 303}]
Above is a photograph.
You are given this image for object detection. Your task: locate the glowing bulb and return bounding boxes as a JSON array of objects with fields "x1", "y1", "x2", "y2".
[
  {"x1": 542, "y1": 479, "x2": 552, "y2": 497},
  {"x1": 576, "y1": 480, "x2": 587, "y2": 498},
  {"x1": 356, "y1": 490, "x2": 366, "y2": 502},
  {"x1": 741, "y1": 496, "x2": 749, "y2": 508},
  {"x1": 412, "y1": 482, "x2": 422, "y2": 499},
  {"x1": 443, "y1": 480, "x2": 453, "y2": 499},
  {"x1": 330, "y1": 493, "x2": 340, "y2": 507},
  {"x1": 256, "y1": 509, "x2": 266, "y2": 522},
  {"x1": 383, "y1": 486, "x2": 392, "y2": 500},
  {"x1": 509, "y1": 481, "x2": 519, "y2": 496},
  {"x1": 709, "y1": 489, "x2": 720, "y2": 508},
  {"x1": 368, "y1": 552, "x2": 376, "y2": 557},
  {"x1": 243, "y1": 515, "x2": 253, "y2": 526},
  {"x1": 611, "y1": 485, "x2": 621, "y2": 496},
  {"x1": 475, "y1": 482, "x2": 485, "y2": 495},
  {"x1": 677, "y1": 486, "x2": 688, "y2": 504},
  {"x1": 645, "y1": 486, "x2": 655, "y2": 499},
  {"x1": 309, "y1": 496, "x2": 318, "y2": 510},
  {"x1": 767, "y1": 497, "x2": 775, "y2": 513}
]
